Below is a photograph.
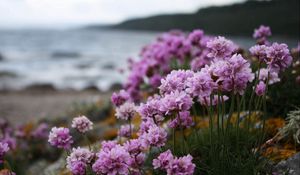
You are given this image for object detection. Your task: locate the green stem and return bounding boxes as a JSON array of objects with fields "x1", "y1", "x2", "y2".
[
  {"x1": 247, "y1": 64, "x2": 261, "y2": 131},
  {"x1": 236, "y1": 95, "x2": 241, "y2": 150},
  {"x1": 226, "y1": 92, "x2": 235, "y2": 131}
]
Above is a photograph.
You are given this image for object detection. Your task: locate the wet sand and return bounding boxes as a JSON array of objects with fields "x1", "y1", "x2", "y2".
[{"x1": 0, "y1": 89, "x2": 112, "y2": 125}]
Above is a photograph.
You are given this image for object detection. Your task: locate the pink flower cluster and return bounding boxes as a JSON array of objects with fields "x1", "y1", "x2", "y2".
[
  {"x1": 250, "y1": 43, "x2": 292, "y2": 73},
  {"x1": 122, "y1": 30, "x2": 213, "y2": 102},
  {"x1": 153, "y1": 150, "x2": 196, "y2": 175}
]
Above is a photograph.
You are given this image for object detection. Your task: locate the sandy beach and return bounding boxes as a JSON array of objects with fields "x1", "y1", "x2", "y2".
[{"x1": 0, "y1": 89, "x2": 112, "y2": 125}]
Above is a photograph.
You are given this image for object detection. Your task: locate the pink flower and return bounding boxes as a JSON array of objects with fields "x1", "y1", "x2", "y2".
[
  {"x1": 0, "y1": 142, "x2": 9, "y2": 163},
  {"x1": 115, "y1": 102, "x2": 136, "y2": 120},
  {"x1": 118, "y1": 124, "x2": 134, "y2": 138},
  {"x1": 159, "y1": 91, "x2": 193, "y2": 115},
  {"x1": 66, "y1": 147, "x2": 94, "y2": 174},
  {"x1": 92, "y1": 145, "x2": 131, "y2": 175},
  {"x1": 253, "y1": 25, "x2": 271, "y2": 44},
  {"x1": 153, "y1": 150, "x2": 196, "y2": 175},
  {"x1": 72, "y1": 115, "x2": 93, "y2": 133},
  {"x1": 140, "y1": 125, "x2": 167, "y2": 148},
  {"x1": 168, "y1": 111, "x2": 194, "y2": 128},
  {"x1": 111, "y1": 90, "x2": 130, "y2": 107},
  {"x1": 48, "y1": 127, "x2": 73, "y2": 149},
  {"x1": 255, "y1": 81, "x2": 266, "y2": 96},
  {"x1": 159, "y1": 70, "x2": 194, "y2": 94},
  {"x1": 153, "y1": 150, "x2": 174, "y2": 170},
  {"x1": 207, "y1": 36, "x2": 237, "y2": 59},
  {"x1": 258, "y1": 68, "x2": 280, "y2": 85},
  {"x1": 101, "y1": 140, "x2": 118, "y2": 152},
  {"x1": 266, "y1": 43, "x2": 292, "y2": 73},
  {"x1": 186, "y1": 70, "x2": 215, "y2": 99},
  {"x1": 167, "y1": 155, "x2": 196, "y2": 175}
]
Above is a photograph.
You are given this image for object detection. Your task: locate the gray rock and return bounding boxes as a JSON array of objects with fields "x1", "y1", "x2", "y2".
[{"x1": 274, "y1": 152, "x2": 300, "y2": 175}]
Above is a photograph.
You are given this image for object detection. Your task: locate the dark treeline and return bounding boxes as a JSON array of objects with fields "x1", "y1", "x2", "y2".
[{"x1": 87, "y1": 0, "x2": 299, "y2": 37}]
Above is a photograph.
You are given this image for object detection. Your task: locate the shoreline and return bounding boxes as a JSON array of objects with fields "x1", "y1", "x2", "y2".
[{"x1": 0, "y1": 88, "x2": 114, "y2": 125}]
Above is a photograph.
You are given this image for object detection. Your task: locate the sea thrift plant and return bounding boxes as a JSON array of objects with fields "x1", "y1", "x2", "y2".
[
  {"x1": 72, "y1": 115, "x2": 93, "y2": 133},
  {"x1": 47, "y1": 26, "x2": 297, "y2": 175}
]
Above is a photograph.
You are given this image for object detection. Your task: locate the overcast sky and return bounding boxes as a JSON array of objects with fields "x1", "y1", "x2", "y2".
[{"x1": 0, "y1": 0, "x2": 244, "y2": 29}]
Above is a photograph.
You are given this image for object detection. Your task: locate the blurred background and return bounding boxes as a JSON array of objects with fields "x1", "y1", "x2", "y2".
[{"x1": 0, "y1": 0, "x2": 299, "y2": 125}]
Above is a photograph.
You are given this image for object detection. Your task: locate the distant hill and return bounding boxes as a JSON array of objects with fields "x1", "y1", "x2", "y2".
[{"x1": 87, "y1": 0, "x2": 299, "y2": 37}]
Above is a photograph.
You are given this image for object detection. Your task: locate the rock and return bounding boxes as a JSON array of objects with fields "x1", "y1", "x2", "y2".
[
  {"x1": 0, "y1": 53, "x2": 4, "y2": 61},
  {"x1": 0, "y1": 71, "x2": 17, "y2": 78},
  {"x1": 51, "y1": 51, "x2": 81, "y2": 58},
  {"x1": 24, "y1": 84, "x2": 56, "y2": 92},
  {"x1": 109, "y1": 83, "x2": 122, "y2": 91},
  {"x1": 273, "y1": 152, "x2": 300, "y2": 175},
  {"x1": 43, "y1": 157, "x2": 67, "y2": 175},
  {"x1": 102, "y1": 63, "x2": 115, "y2": 70},
  {"x1": 83, "y1": 85, "x2": 101, "y2": 92},
  {"x1": 26, "y1": 159, "x2": 49, "y2": 175}
]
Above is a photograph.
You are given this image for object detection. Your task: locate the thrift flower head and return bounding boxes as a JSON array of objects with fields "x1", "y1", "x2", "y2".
[
  {"x1": 149, "y1": 74, "x2": 162, "y2": 88},
  {"x1": 188, "y1": 29, "x2": 204, "y2": 46},
  {"x1": 253, "y1": 25, "x2": 271, "y2": 44},
  {"x1": 67, "y1": 147, "x2": 94, "y2": 166},
  {"x1": 140, "y1": 125, "x2": 168, "y2": 148},
  {"x1": 167, "y1": 154, "x2": 196, "y2": 175},
  {"x1": 168, "y1": 111, "x2": 194, "y2": 128},
  {"x1": 138, "y1": 118, "x2": 156, "y2": 135},
  {"x1": 129, "y1": 152, "x2": 146, "y2": 169},
  {"x1": 31, "y1": 123, "x2": 49, "y2": 139},
  {"x1": 92, "y1": 145, "x2": 131, "y2": 175},
  {"x1": 153, "y1": 150, "x2": 174, "y2": 170},
  {"x1": 123, "y1": 139, "x2": 144, "y2": 155},
  {"x1": 205, "y1": 54, "x2": 254, "y2": 95},
  {"x1": 111, "y1": 90, "x2": 130, "y2": 107},
  {"x1": 72, "y1": 115, "x2": 93, "y2": 133},
  {"x1": 153, "y1": 150, "x2": 196, "y2": 175},
  {"x1": 255, "y1": 81, "x2": 266, "y2": 96},
  {"x1": 67, "y1": 147, "x2": 94, "y2": 175},
  {"x1": 186, "y1": 70, "x2": 215, "y2": 99},
  {"x1": 159, "y1": 70, "x2": 194, "y2": 94},
  {"x1": 101, "y1": 140, "x2": 118, "y2": 152},
  {"x1": 207, "y1": 36, "x2": 237, "y2": 59},
  {"x1": 69, "y1": 161, "x2": 86, "y2": 175},
  {"x1": 266, "y1": 42, "x2": 292, "y2": 72},
  {"x1": 249, "y1": 45, "x2": 268, "y2": 62},
  {"x1": 258, "y1": 68, "x2": 280, "y2": 85},
  {"x1": 118, "y1": 124, "x2": 133, "y2": 138},
  {"x1": 0, "y1": 142, "x2": 9, "y2": 163},
  {"x1": 160, "y1": 91, "x2": 193, "y2": 115},
  {"x1": 115, "y1": 102, "x2": 136, "y2": 120},
  {"x1": 48, "y1": 127, "x2": 73, "y2": 149},
  {"x1": 139, "y1": 95, "x2": 164, "y2": 122}
]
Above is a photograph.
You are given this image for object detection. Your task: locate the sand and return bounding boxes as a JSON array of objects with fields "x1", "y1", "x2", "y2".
[{"x1": 0, "y1": 89, "x2": 112, "y2": 125}]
